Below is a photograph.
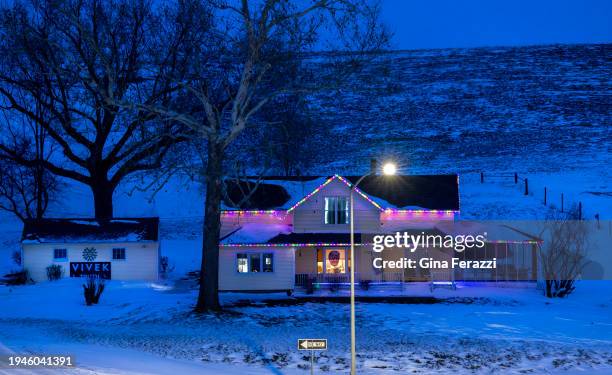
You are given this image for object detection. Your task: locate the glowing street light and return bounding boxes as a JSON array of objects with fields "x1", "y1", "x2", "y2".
[
  {"x1": 349, "y1": 160, "x2": 396, "y2": 375},
  {"x1": 382, "y1": 162, "x2": 397, "y2": 176}
]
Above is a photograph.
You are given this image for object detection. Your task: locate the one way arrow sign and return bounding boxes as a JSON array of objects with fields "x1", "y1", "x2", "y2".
[{"x1": 298, "y1": 339, "x2": 327, "y2": 350}]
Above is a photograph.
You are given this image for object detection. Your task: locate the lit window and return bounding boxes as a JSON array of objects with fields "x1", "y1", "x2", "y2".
[
  {"x1": 250, "y1": 254, "x2": 261, "y2": 272},
  {"x1": 324, "y1": 197, "x2": 349, "y2": 224},
  {"x1": 53, "y1": 248, "x2": 67, "y2": 260},
  {"x1": 317, "y1": 249, "x2": 323, "y2": 274},
  {"x1": 237, "y1": 254, "x2": 248, "y2": 273},
  {"x1": 263, "y1": 254, "x2": 273, "y2": 272},
  {"x1": 112, "y1": 248, "x2": 126, "y2": 260}
]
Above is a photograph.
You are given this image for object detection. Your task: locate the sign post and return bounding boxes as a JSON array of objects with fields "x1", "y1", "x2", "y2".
[{"x1": 298, "y1": 339, "x2": 327, "y2": 375}]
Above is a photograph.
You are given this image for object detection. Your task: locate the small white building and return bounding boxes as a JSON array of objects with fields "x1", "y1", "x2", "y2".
[{"x1": 21, "y1": 218, "x2": 160, "y2": 282}]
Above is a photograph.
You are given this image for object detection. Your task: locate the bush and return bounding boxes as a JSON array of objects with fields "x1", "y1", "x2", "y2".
[
  {"x1": 46, "y1": 264, "x2": 63, "y2": 281},
  {"x1": 359, "y1": 279, "x2": 371, "y2": 291},
  {"x1": 83, "y1": 276, "x2": 106, "y2": 306},
  {"x1": 159, "y1": 256, "x2": 175, "y2": 279},
  {"x1": 11, "y1": 251, "x2": 21, "y2": 266},
  {"x1": 2, "y1": 269, "x2": 32, "y2": 285}
]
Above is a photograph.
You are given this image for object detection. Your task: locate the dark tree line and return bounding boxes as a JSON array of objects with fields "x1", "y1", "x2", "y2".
[{"x1": 0, "y1": 0, "x2": 389, "y2": 311}]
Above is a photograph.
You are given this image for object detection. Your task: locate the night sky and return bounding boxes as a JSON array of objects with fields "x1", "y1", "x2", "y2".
[{"x1": 381, "y1": 0, "x2": 612, "y2": 50}]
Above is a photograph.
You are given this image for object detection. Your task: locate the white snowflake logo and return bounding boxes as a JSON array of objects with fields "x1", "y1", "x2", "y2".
[{"x1": 83, "y1": 247, "x2": 97, "y2": 262}]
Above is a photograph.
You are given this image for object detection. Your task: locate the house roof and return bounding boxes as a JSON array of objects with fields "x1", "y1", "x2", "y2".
[
  {"x1": 21, "y1": 218, "x2": 159, "y2": 243},
  {"x1": 267, "y1": 232, "x2": 362, "y2": 244},
  {"x1": 223, "y1": 175, "x2": 459, "y2": 211}
]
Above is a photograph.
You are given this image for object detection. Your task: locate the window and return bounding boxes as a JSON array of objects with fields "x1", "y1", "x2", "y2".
[
  {"x1": 317, "y1": 249, "x2": 324, "y2": 274},
  {"x1": 53, "y1": 248, "x2": 67, "y2": 261},
  {"x1": 236, "y1": 253, "x2": 274, "y2": 273},
  {"x1": 324, "y1": 197, "x2": 349, "y2": 224},
  {"x1": 237, "y1": 254, "x2": 248, "y2": 273},
  {"x1": 250, "y1": 254, "x2": 261, "y2": 272},
  {"x1": 112, "y1": 248, "x2": 126, "y2": 260},
  {"x1": 263, "y1": 253, "x2": 273, "y2": 272}
]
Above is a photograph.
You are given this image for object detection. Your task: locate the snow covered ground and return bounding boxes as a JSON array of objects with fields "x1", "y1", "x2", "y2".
[
  {"x1": 1, "y1": 279, "x2": 612, "y2": 374},
  {"x1": 1, "y1": 170, "x2": 610, "y2": 373}
]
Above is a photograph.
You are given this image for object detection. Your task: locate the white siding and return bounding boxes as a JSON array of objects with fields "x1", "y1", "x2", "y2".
[
  {"x1": 292, "y1": 179, "x2": 381, "y2": 233},
  {"x1": 22, "y1": 242, "x2": 159, "y2": 282},
  {"x1": 219, "y1": 247, "x2": 295, "y2": 291}
]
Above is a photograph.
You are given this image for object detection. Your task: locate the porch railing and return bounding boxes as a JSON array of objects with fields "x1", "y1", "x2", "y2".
[{"x1": 295, "y1": 272, "x2": 404, "y2": 288}]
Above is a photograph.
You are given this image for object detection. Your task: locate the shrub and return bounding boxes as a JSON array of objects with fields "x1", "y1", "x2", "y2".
[
  {"x1": 540, "y1": 208, "x2": 588, "y2": 298},
  {"x1": 2, "y1": 269, "x2": 32, "y2": 285},
  {"x1": 359, "y1": 279, "x2": 371, "y2": 291},
  {"x1": 46, "y1": 264, "x2": 63, "y2": 281},
  {"x1": 159, "y1": 256, "x2": 175, "y2": 279},
  {"x1": 11, "y1": 251, "x2": 21, "y2": 266},
  {"x1": 83, "y1": 276, "x2": 106, "y2": 306}
]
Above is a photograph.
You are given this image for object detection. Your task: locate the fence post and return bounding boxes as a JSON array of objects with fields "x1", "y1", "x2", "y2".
[
  {"x1": 524, "y1": 178, "x2": 529, "y2": 195},
  {"x1": 544, "y1": 187, "x2": 547, "y2": 206},
  {"x1": 480, "y1": 172, "x2": 484, "y2": 183},
  {"x1": 561, "y1": 193, "x2": 564, "y2": 213},
  {"x1": 578, "y1": 202, "x2": 582, "y2": 220}
]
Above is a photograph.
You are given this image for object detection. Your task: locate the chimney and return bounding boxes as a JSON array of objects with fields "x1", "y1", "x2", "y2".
[{"x1": 370, "y1": 159, "x2": 378, "y2": 175}]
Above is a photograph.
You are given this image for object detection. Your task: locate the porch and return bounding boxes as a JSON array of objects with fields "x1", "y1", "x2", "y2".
[{"x1": 292, "y1": 276, "x2": 537, "y2": 298}]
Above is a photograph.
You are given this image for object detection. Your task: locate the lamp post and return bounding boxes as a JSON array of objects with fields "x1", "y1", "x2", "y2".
[{"x1": 349, "y1": 161, "x2": 396, "y2": 375}]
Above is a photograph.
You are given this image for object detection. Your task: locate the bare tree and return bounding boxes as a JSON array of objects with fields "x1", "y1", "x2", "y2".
[
  {"x1": 235, "y1": 94, "x2": 331, "y2": 176},
  {"x1": 0, "y1": 104, "x2": 59, "y2": 221},
  {"x1": 138, "y1": 0, "x2": 389, "y2": 311},
  {"x1": 0, "y1": 0, "x2": 204, "y2": 219},
  {"x1": 539, "y1": 208, "x2": 590, "y2": 298}
]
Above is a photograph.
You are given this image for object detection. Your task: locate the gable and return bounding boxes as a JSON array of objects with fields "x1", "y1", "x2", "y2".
[{"x1": 288, "y1": 176, "x2": 382, "y2": 214}]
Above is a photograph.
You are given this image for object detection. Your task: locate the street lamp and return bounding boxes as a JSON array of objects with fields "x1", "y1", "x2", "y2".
[{"x1": 349, "y1": 161, "x2": 396, "y2": 375}]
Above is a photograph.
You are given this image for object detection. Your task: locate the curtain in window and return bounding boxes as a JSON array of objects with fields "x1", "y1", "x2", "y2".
[
  {"x1": 263, "y1": 254, "x2": 273, "y2": 272},
  {"x1": 325, "y1": 197, "x2": 349, "y2": 224},
  {"x1": 237, "y1": 254, "x2": 248, "y2": 273}
]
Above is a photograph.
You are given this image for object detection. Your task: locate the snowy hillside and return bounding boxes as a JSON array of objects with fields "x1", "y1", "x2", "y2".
[{"x1": 304, "y1": 44, "x2": 611, "y2": 176}]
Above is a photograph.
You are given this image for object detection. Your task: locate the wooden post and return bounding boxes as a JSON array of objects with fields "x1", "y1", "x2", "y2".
[
  {"x1": 544, "y1": 187, "x2": 547, "y2": 206},
  {"x1": 524, "y1": 178, "x2": 529, "y2": 195},
  {"x1": 578, "y1": 202, "x2": 582, "y2": 220},
  {"x1": 514, "y1": 173, "x2": 518, "y2": 184},
  {"x1": 561, "y1": 193, "x2": 564, "y2": 213},
  {"x1": 480, "y1": 172, "x2": 484, "y2": 183}
]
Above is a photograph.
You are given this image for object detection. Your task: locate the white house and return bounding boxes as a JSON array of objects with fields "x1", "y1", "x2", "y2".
[
  {"x1": 21, "y1": 218, "x2": 160, "y2": 282},
  {"x1": 218, "y1": 172, "x2": 540, "y2": 293}
]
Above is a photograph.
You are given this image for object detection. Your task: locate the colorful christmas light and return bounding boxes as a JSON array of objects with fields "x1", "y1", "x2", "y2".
[
  {"x1": 335, "y1": 175, "x2": 383, "y2": 210},
  {"x1": 221, "y1": 210, "x2": 283, "y2": 216},
  {"x1": 285, "y1": 175, "x2": 338, "y2": 213},
  {"x1": 222, "y1": 174, "x2": 461, "y2": 218},
  {"x1": 220, "y1": 242, "x2": 367, "y2": 248}
]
